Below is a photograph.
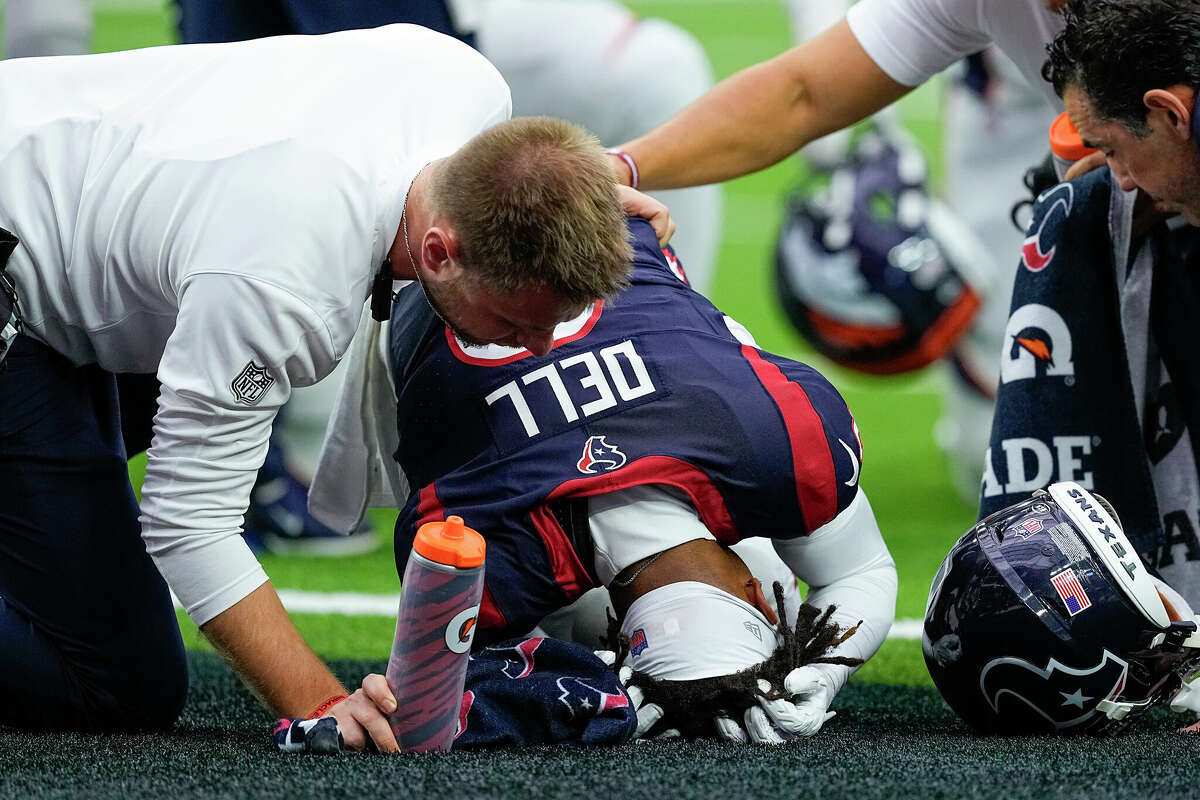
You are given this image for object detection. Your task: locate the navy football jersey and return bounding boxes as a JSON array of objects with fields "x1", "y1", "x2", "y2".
[{"x1": 390, "y1": 218, "x2": 862, "y2": 643}]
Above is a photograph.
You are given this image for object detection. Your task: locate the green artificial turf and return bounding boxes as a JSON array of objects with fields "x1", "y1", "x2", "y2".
[{"x1": 2, "y1": 652, "x2": 1197, "y2": 800}]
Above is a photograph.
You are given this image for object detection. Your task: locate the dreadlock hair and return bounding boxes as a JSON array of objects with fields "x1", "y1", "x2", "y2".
[{"x1": 603, "y1": 582, "x2": 863, "y2": 739}]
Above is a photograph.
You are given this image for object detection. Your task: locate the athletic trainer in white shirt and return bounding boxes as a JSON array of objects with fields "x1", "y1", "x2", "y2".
[{"x1": 0, "y1": 24, "x2": 652, "y2": 750}]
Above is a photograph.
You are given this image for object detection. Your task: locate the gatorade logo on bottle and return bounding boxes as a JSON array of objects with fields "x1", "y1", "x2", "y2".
[{"x1": 445, "y1": 605, "x2": 480, "y2": 654}]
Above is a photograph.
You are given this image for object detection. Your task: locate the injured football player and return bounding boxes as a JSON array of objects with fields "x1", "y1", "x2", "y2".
[{"x1": 311, "y1": 216, "x2": 897, "y2": 745}]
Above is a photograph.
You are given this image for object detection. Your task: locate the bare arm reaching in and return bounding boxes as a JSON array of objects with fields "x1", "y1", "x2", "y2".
[{"x1": 613, "y1": 21, "x2": 909, "y2": 190}]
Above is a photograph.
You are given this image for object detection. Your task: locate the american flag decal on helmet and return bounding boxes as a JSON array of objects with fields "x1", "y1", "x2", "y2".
[{"x1": 1050, "y1": 568, "x2": 1092, "y2": 616}]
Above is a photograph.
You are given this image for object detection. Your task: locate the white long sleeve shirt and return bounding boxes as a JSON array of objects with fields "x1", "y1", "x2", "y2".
[{"x1": 0, "y1": 24, "x2": 511, "y2": 625}]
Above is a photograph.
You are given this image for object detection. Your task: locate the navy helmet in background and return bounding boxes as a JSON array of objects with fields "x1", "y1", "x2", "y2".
[
  {"x1": 774, "y1": 130, "x2": 990, "y2": 374},
  {"x1": 923, "y1": 482, "x2": 1200, "y2": 734}
]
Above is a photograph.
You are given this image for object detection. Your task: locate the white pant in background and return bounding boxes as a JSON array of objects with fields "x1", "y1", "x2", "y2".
[
  {"x1": 4, "y1": 0, "x2": 91, "y2": 58},
  {"x1": 938, "y1": 50, "x2": 1056, "y2": 504}
]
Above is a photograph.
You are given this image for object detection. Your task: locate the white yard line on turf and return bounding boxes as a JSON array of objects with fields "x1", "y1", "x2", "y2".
[
  {"x1": 170, "y1": 589, "x2": 401, "y2": 618},
  {"x1": 173, "y1": 589, "x2": 924, "y2": 639}
]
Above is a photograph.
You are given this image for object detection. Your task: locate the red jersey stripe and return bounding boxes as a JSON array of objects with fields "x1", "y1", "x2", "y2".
[{"x1": 739, "y1": 345, "x2": 837, "y2": 532}]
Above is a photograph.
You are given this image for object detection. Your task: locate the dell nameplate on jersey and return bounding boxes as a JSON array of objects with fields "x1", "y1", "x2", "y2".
[{"x1": 483, "y1": 338, "x2": 663, "y2": 453}]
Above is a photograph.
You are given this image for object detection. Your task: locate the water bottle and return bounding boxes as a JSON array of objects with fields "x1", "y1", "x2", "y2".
[
  {"x1": 386, "y1": 515, "x2": 486, "y2": 752},
  {"x1": 1049, "y1": 111, "x2": 1098, "y2": 182}
]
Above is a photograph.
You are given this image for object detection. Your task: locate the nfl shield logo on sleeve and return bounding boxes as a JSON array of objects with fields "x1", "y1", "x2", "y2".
[{"x1": 231, "y1": 361, "x2": 275, "y2": 405}]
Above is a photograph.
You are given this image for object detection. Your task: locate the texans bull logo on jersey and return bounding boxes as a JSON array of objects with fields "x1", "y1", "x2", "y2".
[
  {"x1": 577, "y1": 435, "x2": 627, "y2": 474},
  {"x1": 980, "y1": 649, "x2": 1129, "y2": 730},
  {"x1": 1022, "y1": 183, "x2": 1074, "y2": 273}
]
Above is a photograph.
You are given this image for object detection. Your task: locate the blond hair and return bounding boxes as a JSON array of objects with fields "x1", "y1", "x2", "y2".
[{"x1": 432, "y1": 117, "x2": 633, "y2": 307}]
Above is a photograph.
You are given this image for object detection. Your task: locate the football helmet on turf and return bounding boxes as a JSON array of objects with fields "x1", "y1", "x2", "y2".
[
  {"x1": 775, "y1": 132, "x2": 990, "y2": 374},
  {"x1": 923, "y1": 482, "x2": 1200, "y2": 734}
]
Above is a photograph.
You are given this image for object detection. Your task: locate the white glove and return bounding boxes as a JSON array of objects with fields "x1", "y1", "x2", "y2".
[
  {"x1": 594, "y1": 649, "x2": 677, "y2": 740},
  {"x1": 718, "y1": 668, "x2": 837, "y2": 745},
  {"x1": 1171, "y1": 678, "x2": 1200, "y2": 715},
  {"x1": 713, "y1": 714, "x2": 748, "y2": 743}
]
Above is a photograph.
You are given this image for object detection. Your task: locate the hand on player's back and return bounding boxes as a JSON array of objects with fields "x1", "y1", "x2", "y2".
[{"x1": 617, "y1": 185, "x2": 675, "y2": 246}]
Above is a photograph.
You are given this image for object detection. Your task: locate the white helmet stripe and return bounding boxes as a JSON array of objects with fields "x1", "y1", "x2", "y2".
[{"x1": 1048, "y1": 482, "x2": 1170, "y2": 629}]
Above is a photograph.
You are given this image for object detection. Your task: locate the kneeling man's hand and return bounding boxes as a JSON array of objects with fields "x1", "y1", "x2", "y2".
[
  {"x1": 617, "y1": 185, "x2": 675, "y2": 246},
  {"x1": 326, "y1": 673, "x2": 400, "y2": 752}
]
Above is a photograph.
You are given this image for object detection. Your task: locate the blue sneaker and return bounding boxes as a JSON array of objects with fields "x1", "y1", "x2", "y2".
[{"x1": 243, "y1": 437, "x2": 378, "y2": 557}]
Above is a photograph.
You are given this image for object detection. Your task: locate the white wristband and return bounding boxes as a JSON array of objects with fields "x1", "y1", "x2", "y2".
[{"x1": 605, "y1": 148, "x2": 640, "y2": 190}]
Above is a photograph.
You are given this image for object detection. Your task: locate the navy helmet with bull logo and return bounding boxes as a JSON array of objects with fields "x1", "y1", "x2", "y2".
[{"x1": 924, "y1": 482, "x2": 1200, "y2": 733}]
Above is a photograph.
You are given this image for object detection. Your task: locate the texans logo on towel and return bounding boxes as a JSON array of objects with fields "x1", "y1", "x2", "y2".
[
  {"x1": 1144, "y1": 381, "x2": 1185, "y2": 464},
  {"x1": 555, "y1": 676, "x2": 631, "y2": 718},
  {"x1": 1022, "y1": 183, "x2": 1074, "y2": 273},
  {"x1": 485, "y1": 637, "x2": 544, "y2": 679},
  {"x1": 454, "y1": 691, "x2": 476, "y2": 740}
]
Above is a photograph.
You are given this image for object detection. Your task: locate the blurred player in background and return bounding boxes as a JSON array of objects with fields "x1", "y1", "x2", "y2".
[
  {"x1": 937, "y1": 50, "x2": 1056, "y2": 502},
  {"x1": 0, "y1": 25, "x2": 658, "y2": 746},
  {"x1": 310, "y1": 217, "x2": 897, "y2": 745},
  {"x1": 3, "y1": 0, "x2": 90, "y2": 58},
  {"x1": 602, "y1": 0, "x2": 1077, "y2": 508},
  {"x1": 606, "y1": 0, "x2": 1071, "y2": 189},
  {"x1": 175, "y1": 0, "x2": 722, "y2": 555}
]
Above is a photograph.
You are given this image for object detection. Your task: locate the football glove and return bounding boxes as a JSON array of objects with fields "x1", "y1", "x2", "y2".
[
  {"x1": 594, "y1": 649, "x2": 677, "y2": 740},
  {"x1": 714, "y1": 668, "x2": 837, "y2": 745}
]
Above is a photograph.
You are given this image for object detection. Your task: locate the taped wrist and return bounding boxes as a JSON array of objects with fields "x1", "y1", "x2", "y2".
[{"x1": 307, "y1": 693, "x2": 348, "y2": 719}]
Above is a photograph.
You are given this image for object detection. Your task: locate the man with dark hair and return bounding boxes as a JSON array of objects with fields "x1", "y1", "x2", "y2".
[
  {"x1": 311, "y1": 217, "x2": 897, "y2": 745},
  {"x1": 980, "y1": 0, "x2": 1200, "y2": 615},
  {"x1": 0, "y1": 25, "x2": 666, "y2": 749},
  {"x1": 1043, "y1": 0, "x2": 1200, "y2": 224}
]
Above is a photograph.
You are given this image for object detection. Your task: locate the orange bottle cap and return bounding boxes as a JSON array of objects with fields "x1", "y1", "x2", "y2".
[
  {"x1": 1050, "y1": 112, "x2": 1098, "y2": 162},
  {"x1": 413, "y1": 515, "x2": 485, "y2": 568}
]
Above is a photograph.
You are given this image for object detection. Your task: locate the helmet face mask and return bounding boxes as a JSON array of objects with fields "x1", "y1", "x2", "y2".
[
  {"x1": 774, "y1": 131, "x2": 990, "y2": 374},
  {"x1": 924, "y1": 482, "x2": 1200, "y2": 734}
]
